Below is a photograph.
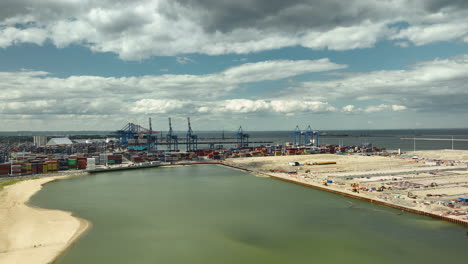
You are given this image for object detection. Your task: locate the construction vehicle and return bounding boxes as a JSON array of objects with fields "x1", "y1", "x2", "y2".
[
  {"x1": 377, "y1": 186, "x2": 387, "y2": 192},
  {"x1": 351, "y1": 183, "x2": 360, "y2": 193},
  {"x1": 407, "y1": 192, "x2": 417, "y2": 199}
]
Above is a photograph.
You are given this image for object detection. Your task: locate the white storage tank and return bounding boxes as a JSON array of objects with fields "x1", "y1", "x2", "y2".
[{"x1": 86, "y1": 158, "x2": 96, "y2": 170}]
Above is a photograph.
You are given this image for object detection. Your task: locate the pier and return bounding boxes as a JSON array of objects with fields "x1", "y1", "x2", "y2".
[{"x1": 401, "y1": 137, "x2": 468, "y2": 142}]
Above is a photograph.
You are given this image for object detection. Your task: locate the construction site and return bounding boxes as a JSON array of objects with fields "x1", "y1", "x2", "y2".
[{"x1": 225, "y1": 151, "x2": 468, "y2": 225}]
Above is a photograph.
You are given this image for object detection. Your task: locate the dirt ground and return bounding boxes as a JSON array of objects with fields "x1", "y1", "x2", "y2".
[{"x1": 225, "y1": 151, "x2": 468, "y2": 222}]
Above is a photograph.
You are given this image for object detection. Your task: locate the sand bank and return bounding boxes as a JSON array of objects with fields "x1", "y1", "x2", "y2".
[{"x1": 0, "y1": 173, "x2": 89, "y2": 264}]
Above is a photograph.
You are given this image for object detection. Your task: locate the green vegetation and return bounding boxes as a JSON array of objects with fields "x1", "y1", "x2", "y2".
[
  {"x1": 0, "y1": 136, "x2": 33, "y2": 143},
  {"x1": 0, "y1": 179, "x2": 24, "y2": 191}
]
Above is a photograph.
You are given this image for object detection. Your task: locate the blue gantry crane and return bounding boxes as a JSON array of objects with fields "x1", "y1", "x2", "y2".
[
  {"x1": 186, "y1": 117, "x2": 198, "y2": 152},
  {"x1": 304, "y1": 125, "x2": 320, "y2": 146},
  {"x1": 290, "y1": 125, "x2": 320, "y2": 146},
  {"x1": 291, "y1": 125, "x2": 302, "y2": 146},
  {"x1": 235, "y1": 126, "x2": 249, "y2": 148},
  {"x1": 116, "y1": 119, "x2": 157, "y2": 151},
  {"x1": 147, "y1": 117, "x2": 157, "y2": 151},
  {"x1": 303, "y1": 125, "x2": 314, "y2": 145},
  {"x1": 313, "y1": 130, "x2": 320, "y2": 146},
  {"x1": 166, "y1": 117, "x2": 178, "y2": 151}
]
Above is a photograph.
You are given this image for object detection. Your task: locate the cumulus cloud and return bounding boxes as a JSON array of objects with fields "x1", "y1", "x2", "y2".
[
  {"x1": 1, "y1": 0, "x2": 468, "y2": 59},
  {"x1": 130, "y1": 99, "x2": 337, "y2": 115},
  {"x1": 342, "y1": 105, "x2": 355, "y2": 112},
  {"x1": 2, "y1": 54, "x2": 467, "y2": 124},
  {"x1": 340, "y1": 104, "x2": 407, "y2": 114},
  {"x1": 0, "y1": 59, "x2": 344, "y2": 118},
  {"x1": 391, "y1": 105, "x2": 407, "y2": 111},
  {"x1": 290, "y1": 55, "x2": 468, "y2": 112},
  {"x1": 1, "y1": 58, "x2": 341, "y2": 101}
]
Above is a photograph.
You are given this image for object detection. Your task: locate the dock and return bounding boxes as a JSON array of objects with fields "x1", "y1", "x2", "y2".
[
  {"x1": 401, "y1": 137, "x2": 468, "y2": 142},
  {"x1": 87, "y1": 161, "x2": 220, "y2": 173}
]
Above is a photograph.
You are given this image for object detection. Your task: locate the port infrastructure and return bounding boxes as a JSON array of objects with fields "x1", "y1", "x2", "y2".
[
  {"x1": 291, "y1": 125, "x2": 302, "y2": 145},
  {"x1": 186, "y1": 117, "x2": 198, "y2": 151},
  {"x1": 166, "y1": 117, "x2": 179, "y2": 151},
  {"x1": 291, "y1": 125, "x2": 320, "y2": 146},
  {"x1": 116, "y1": 120, "x2": 158, "y2": 151},
  {"x1": 235, "y1": 126, "x2": 250, "y2": 148},
  {"x1": 116, "y1": 120, "x2": 271, "y2": 150},
  {"x1": 304, "y1": 125, "x2": 320, "y2": 146}
]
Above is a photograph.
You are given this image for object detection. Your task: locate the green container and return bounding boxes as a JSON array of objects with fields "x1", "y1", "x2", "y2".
[
  {"x1": 67, "y1": 159, "x2": 77, "y2": 165},
  {"x1": 107, "y1": 160, "x2": 116, "y2": 164}
]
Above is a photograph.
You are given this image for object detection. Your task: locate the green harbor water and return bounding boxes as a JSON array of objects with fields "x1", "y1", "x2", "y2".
[{"x1": 30, "y1": 165, "x2": 468, "y2": 264}]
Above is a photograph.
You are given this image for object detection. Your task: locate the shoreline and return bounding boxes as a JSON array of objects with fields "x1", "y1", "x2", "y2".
[
  {"x1": 0, "y1": 172, "x2": 90, "y2": 264},
  {"x1": 0, "y1": 157, "x2": 465, "y2": 263},
  {"x1": 220, "y1": 160, "x2": 468, "y2": 227}
]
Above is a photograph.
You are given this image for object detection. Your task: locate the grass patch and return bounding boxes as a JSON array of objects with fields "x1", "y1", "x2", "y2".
[{"x1": 0, "y1": 179, "x2": 24, "y2": 191}]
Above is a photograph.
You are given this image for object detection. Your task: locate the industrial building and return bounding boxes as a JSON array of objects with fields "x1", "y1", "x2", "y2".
[
  {"x1": 46, "y1": 137, "x2": 73, "y2": 146},
  {"x1": 33, "y1": 136, "x2": 47, "y2": 147}
]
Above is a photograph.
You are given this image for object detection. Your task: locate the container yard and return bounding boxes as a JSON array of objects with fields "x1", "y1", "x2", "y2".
[{"x1": 0, "y1": 120, "x2": 383, "y2": 178}]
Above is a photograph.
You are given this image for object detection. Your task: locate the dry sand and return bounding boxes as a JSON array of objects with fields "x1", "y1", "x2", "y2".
[
  {"x1": 413, "y1": 150, "x2": 468, "y2": 162},
  {"x1": 225, "y1": 151, "x2": 468, "y2": 224},
  {"x1": 226, "y1": 153, "x2": 426, "y2": 174},
  {"x1": 0, "y1": 174, "x2": 89, "y2": 264}
]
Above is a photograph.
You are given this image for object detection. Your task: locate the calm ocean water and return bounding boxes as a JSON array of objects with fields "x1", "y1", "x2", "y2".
[{"x1": 31, "y1": 165, "x2": 468, "y2": 264}]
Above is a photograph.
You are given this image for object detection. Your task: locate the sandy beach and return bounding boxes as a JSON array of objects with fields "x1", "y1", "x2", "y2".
[{"x1": 0, "y1": 173, "x2": 89, "y2": 264}]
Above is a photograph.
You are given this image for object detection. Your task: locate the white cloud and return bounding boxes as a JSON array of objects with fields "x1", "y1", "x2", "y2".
[
  {"x1": 392, "y1": 21, "x2": 468, "y2": 46},
  {"x1": 340, "y1": 104, "x2": 408, "y2": 114},
  {"x1": 0, "y1": 27, "x2": 48, "y2": 47},
  {"x1": 364, "y1": 104, "x2": 391, "y2": 113},
  {"x1": 0, "y1": 59, "x2": 345, "y2": 119},
  {"x1": 391, "y1": 105, "x2": 407, "y2": 111},
  {"x1": 291, "y1": 55, "x2": 468, "y2": 111},
  {"x1": 130, "y1": 99, "x2": 338, "y2": 115},
  {"x1": 176, "y1": 56, "x2": 194, "y2": 64},
  {"x1": 1, "y1": 1, "x2": 468, "y2": 59},
  {"x1": 223, "y1": 59, "x2": 346, "y2": 83},
  {"x1": 301, "y1": 22, "x2": 391, "y2": 50},
  {"x1": 130, "y1": 99, "x2": 193, "y2": 114},
  {"x1": 342, "y1": 105, "x2": 355, "y2": 112}
]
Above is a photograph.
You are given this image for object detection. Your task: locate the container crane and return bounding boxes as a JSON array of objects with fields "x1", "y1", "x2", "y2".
[
  {"x1": 186, "y1": 117, "x2": 198, "y2": 152},
  {"x1": 235, "y1": 126, "x2": 249, "y2": 148},
  {"x1": 116, "y1": 121, "x2": 157, "y2": 151},
  {"x1": 166, "y1": 117, "x2": 178, "y2": 151},
  {"x1": 291, "y1": 125, "x2": 302, "y2": 146}
]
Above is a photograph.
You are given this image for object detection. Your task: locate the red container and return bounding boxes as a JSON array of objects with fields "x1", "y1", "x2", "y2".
[{"x1": 78, "y1": 159, "x2": 87, "y2": 170}]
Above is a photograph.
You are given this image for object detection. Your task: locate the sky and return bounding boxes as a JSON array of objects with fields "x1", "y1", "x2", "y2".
[{"x1": 1, "y1": 0, "x2": 468, "y2": 132}]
